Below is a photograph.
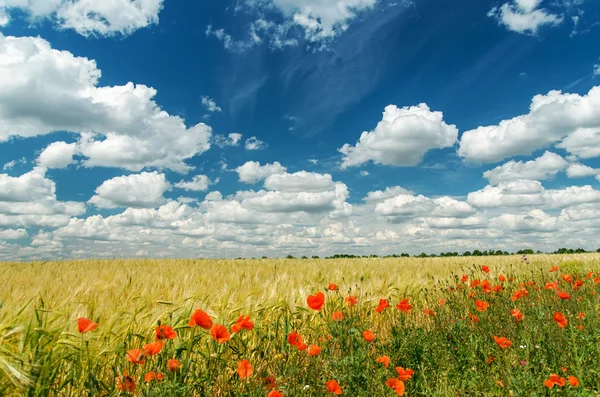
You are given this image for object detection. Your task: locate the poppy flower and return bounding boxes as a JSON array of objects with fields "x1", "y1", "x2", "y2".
[
  {"x1": 210, "y1": 324, "x2": 231, "y2": 344},
  {"x1": 595, "y1": 277, "x2": 600, "y2": 284},
  {"x1": 268, "y1": 391, "x2": 284, "y2": 397},
  {"x1": 498, "y1": 274, "x2": 506, "y2": 283},
  {"x1": 562, "y1": 274, "x2": 573, "y2": 283},
  {"x1": 77, "y1": 318, "x2": 98, "y2": 334},
  {"x1": 587, "y1": 272, "x2": 593, "y2": 279},
  {"x1": 385, "y1": 378, "x2": 405, "y2": 396},
  {"x1": 568, "y1": 376, "x2": 579, "y2": 387},
  {"x1": 468, "y1": 291, "x2": 476, "y2": 299},
  {"x1": 116, "y1": 372, "x2": 136, "y2": 392},
  {"x1": 144, "y1": 372, "x2": 164, "y2": 382},
  {"x1": 511, "y1": 288, "x2": 528, "y2": 302},
  {"x1": 167, "y1": 359, "x2": 180, "y2": 371},
  {"x1": 396, "y1": 299, "x2": 412, "y2": 313},
  {"x1": 231, "y1": 315, "x2": 254, "y2": 333},
  {"x1": 288, "y1": 332, "x2": 304, "y2": 348},
  {"x1": 376, "y1": 355, "x2": 391, "y2": 368},
  {"x1": 561, "y1": 367, "x2": 567, "y2": 373},
  {"x1": 573, "y1": 280, "x2": 584, "y2": 290},
  {"x1": 493, "y1": 336, "x2": 512, "y2": 349},
  {"x1": 576, "y1": 325, "x2": 584, "y2": 330},
  {"x1": 332, "y1": 311, "x2": 344, "y2": 321},
  {"x1": 439, "y1": 299, "x2": 446, "y2": 305},
  {"x1": 481, "y1": 266, "x2": 490, "y2": 273},
  {"x1": 544, "y1": 374, "x2": 566, "y2": 388},
  {"x1": 557, "y1": 290, "x2": 571, "y2": 300},
  {"x1": 307, "y1": 292, "x2": 325, "y2": 311},
  {"x1": 362, "y1": 330, "x2": 376, "y2": 343},
  {"x1": 554, "y1": 312, "x2": 567, "y2": 328},
  {"x1": 375, "y1": 299, "x2": 389, "y2": 313},
  {"x1": 345, "y1": 295, "x2": 358, "y2": 306},
  {"x1": 155, "y1": 325, "x2": 177, "y2": 340},
  {"x1": 189, "y1": 309, "x2": 213, "y2": 329},
  {"x1": 470, "y1": 280, "x2": 481, "y2": 288},
  {"x1": 475, "y1": 300, "x2": 489, "y2": 312},
  {"x1": 576, "y1": 312, "x2": 586, "y2": 320},
  {"x1": 486, "y1": 356, "x2": 495, "y2": 364},
  {"x1": 460, "y1": 275, "x2": 468, "y2": 283},
  {"x1": 511, "y1": 308, "x2": 524, "y2": 322},
  {"x1": 549, "y1": 266, "x2": 559, "y2": 272},
  {"x1": 143, "y1": 341, "x2": 164, "y2": 356},
  {"x1": 468, "y1": 313, "x2": 479, "y2": 323},
  {"x1": 422, "y1": 309, "x2": 435, "y2": 316},
  {"x1": 308, "y1": 345, "x2": 321, "y2": 356},
  {"x1": 395, "y1": 367, "x2": 414, "y2": 381},
  {"x1": 237, "y1": 360, "x2": 253, "y2": 379},
  {"x1": 545, "y1": 281, "x2": 558, "y2": 290},
  {"x1": 126, "y1": 349, "x2": 146, "y2": 364},
  {"x1": 492, "y1": 285, "x2": 503, "y2": 293},
  {"x1": 264, "y1": 375, "x2": 277, "y2": 390},
  {"x1": 326, "y1": 380, "x2": 343, "y2": 394},
  {"x1": 481, "y1": 280, "x2": 492, "y2": 294},
  {"x1": 496, "y1": 380, "x2": 504, "y2": 387},
  {"x1": 328, "y1": 283, "x2": 339, "y2": 291}
]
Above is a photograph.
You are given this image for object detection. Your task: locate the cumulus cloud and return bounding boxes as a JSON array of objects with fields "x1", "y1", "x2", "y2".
[
  {"x1": 363, "y1": 186, "x2": 413, "y2": 203},
  {"x1": 0, "y1": 34, "x2": 212, "y2": 173},
  {"x1": 0, "y1": 0, "x2": 163, "y2": 37},
  {"x1": 375, "y1": 194, "x2": 475, "y2": 223},
  {"x1": 36, "y1": 141, "x2": 78, "y2": 169},
  {"x1": 264, "y1": 171, "x2": 335, "y2": 192},
  {"x1": 88, "y1": 172, "x2": 171, "y2": 209},
  {"x1": 459, "y1": 85, "x2": 600, "y2": 163},
  {"x1": 0, "y1": 228, "x2": 28, "y2": 240},
  {"x1": 214, "y1": 133, "x2": 243, "y2": 148},
  {"x1": 174, "y1": 175, "x2": 214, "y2": 192},
  {"x1": 482, "y1": 151, "x2": 568, "y2": 184},
  {"x1": 3, "y1": 157, "x2": 27, "y2": 171},
  {"x1": 201, "y1": 96, "x2": 222, "y2": 112},
  {"x1": 339, "y1": 104, "x2": 458, "y2": 168},
  {"x1": 488, "y1": 0, "x2": 563, "y2": 35},
  {"x1": 245, "y1": 137, "x2": 267, "y2": 150},
  {"x1": 566, "y1": 163, "x2": 599, "y2": 178},
  {"x1": 490, "y1": 209, "x2": 560, "y2": 232},
  {"x1": 236, "y1": 161, "x2": 287, "y2": 184}
]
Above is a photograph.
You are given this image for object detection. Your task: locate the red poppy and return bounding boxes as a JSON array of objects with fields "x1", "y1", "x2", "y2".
[
  {"x1": 155, "y1": 325, "x2": 177, "y2": 340},
  {"x1": 307, "y1": 292, "x2": 325, "y2": 311},
  {"x1": 210, "y1": 324, "x2": 231, "y2": 344},
  {"x1": 332, "y1": 311, "x2": 344, "y2": 321},
  {"x1": 326, "y1": 380, "x2": 343, "y2": 394},
  {"x1": 481, "y1": 266, "x2": 490, "y2": 273},
  {"x1": 264, "y1": 375, "x2": 277, "y2": 390},
  {"x1": 345, "y1": 295, "x2": 358, "y2": 306},
  {"x1": 77, "y1": 318, "x2": 98, "y2": 334},
  {"x1": 126, "y1": 349, "x2": 145, "y2": 364},
  {"x1": 576, "y1": 325, "x2": 584, "y2": 330},
  {"x1": 493, "y1": 336, "x2": 512, "y2": 349},
  {"x1": 143, "y1": 341, "x2": 164, "y2": 356},
  {"x1": 288, "y1": 332, "x2": 304, "y2": 349},
  {"x1": 308, "y1": 345, "x2": 321, "y2": 356},
  {"x1": 470, "y1": 279, "x2": 481, "y2": 288},
  {"x1": 231, "y1": 315, "x2": 254, "y2": 333},
  {"x1": 481, "y1": 280, "x2": 492, "y2": 294},
  {"x1": 189, "y1": 309, "x2": 213, "y2": 329},
  {"x1": 468, "y1": 313, "x2": 479, "y2": 323},
  {"x1": 422, "y1": 308, "x2": 435, "y2": 316},
  {"x1": 561, "y1": 367, "x2": 567, "y2": 373},
  {"x1": 460, "y1": 275, "x2": 468, "y2": 283},
  {"x1": 511, "y1": 288, "x2": 528, "y2": 302},
  {"x1": 268, "y1": 391, "x2": 284, "y2": 397},
  {"x1": 237, "y1": 360, "x2": 253, "y2": 379},
  {"x1": 554, "y1": 312, "x2": 567, "y2": 328},
  {"x1": 498, "y1": 274, "x2": 506, "y2": 283},
  {"x1": 396, "y1": 299, "x2": 412, "y2": 313},
  {"x1": 376, "y1": 355, "x2": 391, "y2": 368},
  {"x1": 568, "y1": 376, "x2": 579, "y2": 387},
  {"x1": 328, "y1": 283, "x2": 339, "y2": 291},
  {"x1": 573, "y1": 280, "x2": 584, "y2": 290},
  {"x1": 144, "y1": 372, "x2": 164, "y2": 382},
  {"x1": 385, "y1": 378, "x2": 405, "y2": 395},
  {"x1": 510, "y1": 308, "x2": 524, "y2": 322},
  {"x1": 362, "y1": 330, "x2": 376, "y2": 343},
  {"x1": 167, "y1": 359, "x2": 181, "y2": 371},
  {"x1": 549, "y1": 266, "x2": 559, "y2": 272},
  {"x1": 439, "y1": 299, "x2": 446, "y2": 305},
  {"x1": 395, "y1": 367, "x2": 414, "y2": 381},
  {"x1": 475, "y1": 300, "x2": 489, "y2": 312},
  {"x1": 375, "y1": 299, "x2": 389, "y2": 313},
  {"x1": 492, "y1": 285, "x2": 503, "y2": 292},
  {"x1": 556, "y1": 290, "x2": 571, "y2": 300},
  {"x1": 116, "y1": 372, "x2": 136, "y2": 392},
  {"x1": 587, "y1": 272, "x2": 593, "y2": 279},
  {"x1": 545, "y1": 281, "x2": 558, "y2": 290},
  {"x1": 576, "y1": 312, "x2": 586, "y2": 320},
  {"x1": 544, "y1": 374, "x2": 566, "y2": 388},
  {"x1": 562, "y1": 274, "x2": 573, "y2": 283}
]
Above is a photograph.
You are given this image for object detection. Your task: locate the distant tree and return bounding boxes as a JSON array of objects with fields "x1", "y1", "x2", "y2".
[
  {"x1": 503, "y1": 251, "x2": 509, "y2": 256},
  {"x1": 262, "y1": 256, "x2": 268, "y2": 259},
  {"x1": 574, "y1": 248, "x2": 587, "y2": 253},
  {"x1": 536, "y1": 250, "x2": 543, "y2": 254},
  {"x1": 418, "y1": 252, "x2": 428, "y2": 258},
  {"x1": 472, "y1": 250, "x2": 483, "y2": 256},
  {"x1": 463, "y1": 251, "x2": 472, "y2": 256},
  {"x1": 312, "y1": 256, "x2": 320, "y2": 259},
  {"x1": 286, "y1": 255, "x2": 295, "y2": 259},
  {"x1": 495, "y1": 250, "x2": 504, "y2": 256},
  {"x1": 301, "y1": 256, "x2": 308, "y2": 259},
  {"x1": 430, "y1": 254, "x2": 437, "y2": 257},
  {"x1": 517, "y1": 249, "x2": 535, "y2": 255},
  {"x1": 597, "y1": 248, "x2": 600, "y2": 253},
  {"x1": 401, "y1": 253, "x2": 410, "y2": 257}
]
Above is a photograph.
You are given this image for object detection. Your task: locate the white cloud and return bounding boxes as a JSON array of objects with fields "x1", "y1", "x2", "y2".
[
  {"x1": 359, "y1": 170, "x2": 369, "y2": 176},
  {"x1": 174, "y1": 175, "x2": 213, "y2": 192},
  {"x1": 483, "y1": 151, "x2": 568, "y2": 184},
  {"x1": 490, "y1": 209, "x2": 560, "y2": 232},
  {"x1": 0, "y1": 228, "x2": 28, "y2": 240},
  {"x1": 467, "y1": 180, "x2": 546, "y2": 208},
  {"x1": 236, "y1": 161, "x2": 287, "y2": 184},
  {"x1": 339, "y1": 104, "x2": 458, "y2": 168},
  {"x1": 0, "y1": 34, "x2": 212, "y2": 173},
  {"x1": 88, "y1": 172, "x2": 171, "y2": 209},
  {"x1": 214, "y1": 133, "x2": 242, "y2": 148},
  {"x1": 201, "y1": 96, "x2": 222, "y2": 112},
  {"x1": 264, "y1": 171, "x2": 335, "y2": 192},
  {"x1": 2, "y1": 157, "x2": 27, "y2": 171},
  {"x1": 308, "y1": 159, "x2": 318, "y2": 165},
  {"x1": 593, "y1": 63, "x2": 600, "y2": 76},
  {"x1": 36, "y1": 141, "x2": 78, "y2": 169},
  {"x1": 363, "y1": 186, "x2": 413, "y2": 204},
  {"x1": 459, "y1": 85, "x2": 600, "y2": 163},
  {"x1": 488, "y1": 0, "x2": 563, "y2": 35},
  {"x1": 245, "y1": 136, "x2": 267, "y2": 150},
  {"x1": 375, "y1": 194, "x2": 475, "y2": 222},
  {"x1": 566, "y1": 163, "x2": 599, "y2": 178},
  {"x1": 0, "y1": 0, "x2": 163, "y2": 37}
]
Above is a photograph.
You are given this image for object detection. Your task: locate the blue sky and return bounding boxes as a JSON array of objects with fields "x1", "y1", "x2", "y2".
[{"x1": 1, "y1": 0, "x2": 600, "y2": 259}]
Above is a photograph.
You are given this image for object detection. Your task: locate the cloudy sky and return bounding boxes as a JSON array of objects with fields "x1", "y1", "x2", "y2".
[{"x1": 1, "y1": 0, "x2": 600, "y2": 260}]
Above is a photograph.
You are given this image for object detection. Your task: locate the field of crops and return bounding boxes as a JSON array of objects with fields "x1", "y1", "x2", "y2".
[{"x1": 1, "y1": 254, "x2": 600, "y2": 396}]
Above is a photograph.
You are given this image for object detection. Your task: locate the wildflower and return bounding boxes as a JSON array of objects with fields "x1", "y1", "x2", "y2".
[
  {"x1": 481, "y1": 280, "x2": 492, "y2": 294},
  {"x1": 493, "y1": 336, "x2": 512, "y2": 349},
  {"x1": 549, "y1": 266, "x2": 559, "y2": 272},
  {"x1": 396, "y1": 299, "x2": 412, "y2": 313},
  {"x1": 326, "y1": 380, "x2": 343, "y2": 394},
  {"x1": 554, "y1": 312, "x2": 568, "y2": 328},
  {"x1": 144, "y1": 372, "x2": 163, "y2": 382},
  {"x1": 511, "y1": 288, "x2": 528, "y2": 302},
  {"x1": 307, "y1": 292, "x2": 325, "y2": 311},
  {"x1": 439, "y1": 299, "x2": 446, "y2": 305},
  {"x1": 126, "y1": 349, "x2": 145, "y2": 364},
  {"x1": 557, "y1": 290, "x2": 571, "y2": 300},
  {"x1": 167, "y1": 359, "x2": 180, "y2": 371},
  {"x1": 332, "y1": 311, "x2": 344, "y2": 321},
  {"x1": 576, "y1": 312, "x2": 586, "y2": 320},
  {"x1": 594, "y1": 277, "x2": 600, "y2": 284},
  {"x1": 362, "y1": 330, "x2": 376, "y2": 343},
  {"x1": 308, "y1": 345, "x2": 321, "y2": 356},
  {"x1": 576, "y1": 325, "x2": 584, "y2": 330},
  {"x1": 328, "y1": 283, "x2": 339, "y2": 291},
  {"x1": 345, "y1": 295, "x2": 358, "y2": 306},
  {"x1": 561, "y1": 367, "x2": 567, "y2": 373},
  {"x1": 155, "y1": 325, "x2": 176, "y2": 340},
  {"x1": 268, "y1": 391, "x2": 284, "y2": 397},
  {"x1": 395, "y1": 367, "x2": 414, "y2": 381},
  {"x1": 496, "y1": 380, "x2": 504, "y2": 387},
  {"x1": 264, "y1": 375, "x2": 277, "y2": 390},
  {"x1": 143, "y1": 341, "x2": 164, "y2": 356},
  {"x1": 189, "y1": 309, "x2": 212, "y2": 329},
  {"x1": 568, "y1": 376, "x2": 579, "y2": 387},
  {"x1": 470, "y1": 279, "x2": 481, "y2": 288},
  {"x1": 492, "y1": 285, "x2": 503, "y2": 293},
  {"x1": 77, "y1": 318, "x2": 98, "y2": 333},
  {"x1": 460, "y1": 275, "x2": 468, "y2": 283},
  {"x1": 544, "y1": 374, "x2": 566, "y2": 388},
  {"x1": 486, "y1": 356, "x2": 495, "y2": 364},
  {"x1": 545, "y1": 281, "x2": 558, "y2": 290},
  {"x1": 231, "y1": 315, "x2": 254, "y2": 333},
  {"x1": 210, "y1": 324, "x2": 231, "y2": 344},
  {"x1": 288, "y1": 332, "x2": 306, "y2": 350},
  {"x1": 375, "y1": 299, "x2": 389, "y2": 313},
  {"x1": 468, "y1": 291, "x2": 476, "y2": 299},
  {"x1": 481, "y1": 266, "x2": 490, "y2": 273},
  {"x1": 376, "y1": 355, "x2": 391, "y2": 368},
  {"x1": 511, "y1": 308, "x2": 524, "y2": 322},
  {"x1": 520, "y1": 360, "x2": 528, "y2": 365},
  {"x1": 468, "y1": 313, "x2": 479, "y2": 323},
  {"x1": 422, "y1": 308, "x2": 435, "y2": 316},
  {"x1": 573, "y1": 280, "x2": 584, "y2": 290},
  {"x1": 587, "y1": 272, "x2": 593, "y2": 279},
  {"x1": 237, "y1": 360, "x2": 253, "y2": 379},
  {"x1": 562, "y1": 274, "x2": 573, "y2": 284},
  {"x1": 498, "y1": 274, "x2": 506, "y2": 283},
  {"x1": 385, "y1": 378, "x2": 405, "y2": 396},
  {"x1": 475, "y1": 300, "x2": 489, "y2": 312},
  {"x1": 116, "y1": 372, "x2": 136, "y2": 392}
]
